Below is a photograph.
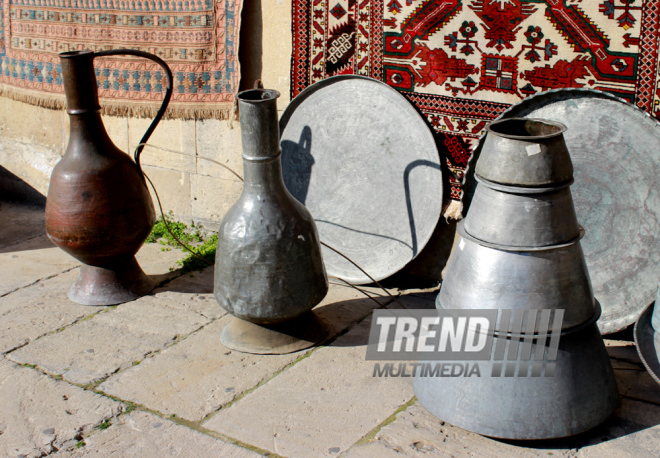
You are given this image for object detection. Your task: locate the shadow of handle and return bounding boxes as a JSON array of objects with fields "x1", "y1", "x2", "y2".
[{"x1": 404, "y1": 159, "x2": 442, "y2": 256}]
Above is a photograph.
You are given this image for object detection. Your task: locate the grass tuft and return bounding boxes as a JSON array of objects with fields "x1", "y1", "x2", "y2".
[{"x1": 146, "y1": 212, "x2": 217, "y2": 274}]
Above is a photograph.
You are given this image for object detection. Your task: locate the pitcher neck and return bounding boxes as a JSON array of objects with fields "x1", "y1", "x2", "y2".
[
  {"x1": 60, "y1": 50, "x2": 101, "y2": 113},
  {"x1": 242, "y1": 155, "x2": 289, "y2": 193},
  {"x1": 238, "y1": 89, "x2": 281, "y2": 160}
]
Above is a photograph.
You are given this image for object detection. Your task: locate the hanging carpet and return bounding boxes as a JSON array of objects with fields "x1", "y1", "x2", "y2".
[
  {"x1": 0, "y1": 0, "x2": 242, "y2": 119},
  {"x1": 291, "y1": 0, "x2": 660, "y2": 216}
]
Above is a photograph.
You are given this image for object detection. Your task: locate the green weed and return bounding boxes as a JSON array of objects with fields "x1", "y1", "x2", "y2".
[{"x1": 146, "y1": 211, "x2": 202, "y2": 246}]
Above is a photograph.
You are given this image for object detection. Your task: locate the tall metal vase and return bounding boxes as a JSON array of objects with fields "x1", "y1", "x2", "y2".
[
  {"x1": 45, "y1": 50, "x2": 172, "y2": 305},
  {"x1": 214, "y1": 89, "x2": 329, "y2": 354}
]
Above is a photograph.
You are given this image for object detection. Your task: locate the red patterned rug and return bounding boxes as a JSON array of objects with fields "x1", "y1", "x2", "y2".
[
  {"x1": 291, "y1": 0, "x2": 660, "y2": 217},
  {"x1": 0, "y1": 0, "x2": 242, "y2": 119}
]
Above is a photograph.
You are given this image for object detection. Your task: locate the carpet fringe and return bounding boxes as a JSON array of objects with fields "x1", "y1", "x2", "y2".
[
  {"x1": 0, "y1": 84, "x2": 234, "y2": 120},
  {"x1": 443, "y1": 199, "x2": 464, "y2": 220}
]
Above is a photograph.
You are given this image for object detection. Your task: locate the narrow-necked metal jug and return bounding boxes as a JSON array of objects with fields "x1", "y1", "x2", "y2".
[
  {"x1": 214, "y1": 89, "x2": 329, "y2": 354},
  {"x1": 45, "y1": 50, "x2": 172, "y2": 306}
]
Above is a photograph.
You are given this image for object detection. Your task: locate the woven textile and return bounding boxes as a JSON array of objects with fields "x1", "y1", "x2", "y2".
[
  {"x1": 0, "y1": 0, "x2": 242, "y2": 119},
  {"x1": 291, "y1": 0, "x2": 660, "y2": 211}
]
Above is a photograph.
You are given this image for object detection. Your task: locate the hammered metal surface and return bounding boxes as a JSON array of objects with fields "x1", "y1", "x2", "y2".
[
  {"x1": 280, "y1": 76, "x2": 443, "y2": 284},
  {"x1": 464, "y1": 89, "x2": 660, "y2": 334},
  {"x1": 214, "y1": 90, "x2": 328, "y2": 325}
]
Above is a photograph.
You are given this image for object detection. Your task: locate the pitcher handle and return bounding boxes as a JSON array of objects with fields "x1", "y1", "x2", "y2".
[{"x1": 93, "y1": 49, "x2": 173, "y2": 174}]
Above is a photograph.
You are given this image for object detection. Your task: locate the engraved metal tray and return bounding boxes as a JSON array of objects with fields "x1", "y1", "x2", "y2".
[
  {"x1": 635, "y1": 304, "x2": 660, "y2": 386},
  {"x1": 280, "y1": 75, "x2": 443, "y2": 284}
]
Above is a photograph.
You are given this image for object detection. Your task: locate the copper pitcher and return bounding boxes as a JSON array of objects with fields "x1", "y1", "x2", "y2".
[{"x1": 45, "y1": 50, "x2": 172, "y2": 305}]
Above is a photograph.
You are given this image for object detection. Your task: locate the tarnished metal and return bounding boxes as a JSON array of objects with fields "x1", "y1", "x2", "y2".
[
  {"x1": 214, "y1": 89, "x2": 329, "y2": 353},
  {"x1": 464, "y1": 177, "x2": 580, "y2": 247},
  {"x1": 279, "y1": 75, "x2": 443, "y2": 284},
  {"x1": 440, "y1": 223, "x2": 594, "y2": 331},
  {"x1": 465, "y1": 89, "x2": 660, "y2": 334},
  {"x1": 45, "y1": 50, "x2": 172, "y2": 306},
  {"x1": 220, "y1": 312, "x2": 328, "y2": 355},
  {"x1": 414, "y1": 322, "x2": 619, "y2": 440},
  {"x1": 416, "y1": 116, "x2": 618, "y2": 439},
  {"x1": 476, "y1": 118, "x2": 572, "y2": 187},
  {"x1": 634, "y1": 297, "x2": 660, "y2": 386}
]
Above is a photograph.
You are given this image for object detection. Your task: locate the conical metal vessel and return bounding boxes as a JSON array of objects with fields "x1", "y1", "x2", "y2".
[
  {"x1": 464, "y1": 177, "x2": 580, "y2": 248},
  {"x1": 214, "y1": 89, "x2": 329, "y2": 354},
  {"x1": 475, "y1": 118, "x2": 573, "y2": 187},
  {"x1": 415, "y1": 117, "x2": 618, "y2": 439}
]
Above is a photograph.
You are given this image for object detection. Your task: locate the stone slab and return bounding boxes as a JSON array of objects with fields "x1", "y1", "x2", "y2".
[
  {"x1": 578, "y1": 397, "x2": 660, "y2": 457},
  {"x1": 7, "y1": 295, "x2": 210, "y2": 385},
  {"x1": 345, "y1": 403, "x2": 549, "y2": 458},
  {"x1": 99, "y1": 281, "x2": 389, "y2": 422},
  {"x1": 394, "y1": 290, "x2": 439, "y2": 310},
  {"x1": 135, "y1": 241, "x2": 189, "y2": 285},
  {"x1": 347, "y1": 394, "x2": 660, "y2": 458},
  {"x1": 0, "y1": 270, "x2": 104, "y2": 354},
  {"x1": 195, "y1": 118, "x2": 243, "y2": 180},
  {"x1": 0, "y1": 358, "x2": 121, "y2": 458},
  {"x1": 151, "y1": 267, "x2": 225, "y2": 320},
  {"x1": 98, "y1": 317, "x2": 300, "y2": 422},
  {"x1": 0, "y1": 203, "x2": 46, "y2": 250},
  {"x1": 142, "y1": 165, "x2": 192, "y2": 224},
  {"x1": 0, "y1": 235, "x2": 80, "y2": 296},
  {"x1": 129, "y1": 118, "x2": 196, "y2": 174},
  {"x1": 99, "y1": 115, "x2": 129, "y2": 155},
  {"x1": 190, "y1": 173, "x2": 243, "y2": 231},
  {"x1": 203, "y1": 313, "x2": 414, "y2": 457},
  {"x1": 0, "y1": 139, "x2": 62, "y2": 197},
  {"x1": 0, "y1": 97, "x2": 65, "y2": 151},
  {"x1": 262, "y1": 0, "x2": 292, "y2": 107},
  {"x1": 56, "y1": 410, "x2": 258, "y2": 457}
]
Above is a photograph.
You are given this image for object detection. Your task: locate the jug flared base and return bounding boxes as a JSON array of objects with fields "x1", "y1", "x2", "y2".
[
  {"x1": 220, "y1": 311, "x2": 328, "y2": 354},
  {"x1": 68, "y1": 257, "x2": 155, "y2": 306}
]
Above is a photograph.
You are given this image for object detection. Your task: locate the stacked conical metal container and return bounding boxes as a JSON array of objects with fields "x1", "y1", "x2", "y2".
[{"x1": 414, "y1": 118, "x2": 619, "y2": 440}]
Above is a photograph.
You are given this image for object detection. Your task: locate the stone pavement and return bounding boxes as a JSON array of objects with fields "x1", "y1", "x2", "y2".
[{"x1": 1, "y1": 203, "x2": 660, "y2": 457}]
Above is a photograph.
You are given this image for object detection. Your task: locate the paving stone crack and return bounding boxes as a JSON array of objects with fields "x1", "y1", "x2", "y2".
[
  {"x1": 198, "y1": 293, "x2": 397, "y2": 425},
  {"x1": 348, "y1": 396, "x2": 418, "y2": 451},
  {"x1": 0, "y1": 265, "x2": 80, "y2": 298},
  {"x1": 89, "y1": 390, "x2": 276, "y2": 457}
]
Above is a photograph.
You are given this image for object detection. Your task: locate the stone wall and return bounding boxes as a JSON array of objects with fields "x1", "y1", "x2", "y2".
[{"x1": 0, "y1": 0, "x2": 292, "y2": 231}]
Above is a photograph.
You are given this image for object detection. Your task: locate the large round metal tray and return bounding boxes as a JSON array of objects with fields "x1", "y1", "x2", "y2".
[
  {"x1": 634, "y1": 303, "x2": 660, "y2": 386},
  {"x1": 464, "y1": 89, "x2": 660, "y2": 334},
  {"x1": 279, "y1": 76, "x2": 443, "y2": 284}
]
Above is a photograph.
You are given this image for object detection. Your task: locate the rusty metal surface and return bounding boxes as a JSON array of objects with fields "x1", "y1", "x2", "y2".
[
  {"x1": 45, "y1": 50, "x2": 172, "y2": 305},
  {"x1": 279, "y1": 75, "x2": 443, "y2": 284},
  {"x1": 464, "y1": 89, "x2": 660, "y2": 334},
  {"x1": 214, "y1": 89, "x2": 329, "y2": 327}
]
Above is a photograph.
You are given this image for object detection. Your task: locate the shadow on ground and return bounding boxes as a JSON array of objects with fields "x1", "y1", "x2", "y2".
[{"x1": 0, "y1": 167, "x2": 51, "y2": 253}]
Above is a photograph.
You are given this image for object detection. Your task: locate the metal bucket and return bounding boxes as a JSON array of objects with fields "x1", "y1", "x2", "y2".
[
  {"x1": 413, "y1": 321, "x2": 619, "y2": 440},
  {"x1": 438, "y1": 223, "x2": 595, "y2": 331},
  {"x1": 476, "y1": 118, "x2": 573, "y2": 187},
  {"x1": 464, "y1": 177, "x2": 580, "y2": 247}
]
